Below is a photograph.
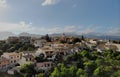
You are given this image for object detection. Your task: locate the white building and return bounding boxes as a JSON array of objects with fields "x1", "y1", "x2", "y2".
[
  {"x1": 19, "y1": 54, "x2": 35, "y2": 65},
  {"x1": 1, "y1": 52, "x2": 22, "y2": 66},
  {"x1": 7, "y1": 66, "x2": 20, "y2": 75},
  {"x1": 0, "y1": 57, "x2": 10, "y2": 71},
  {"x1": 35, "y1": 46, "x2": 55, "y2": 60},
  {"x1": 34, "y1": 39, "x2": 47, "y2": 48},
  {"x1": 35, "y1": 62, "x2": 54, "y2": 71}
]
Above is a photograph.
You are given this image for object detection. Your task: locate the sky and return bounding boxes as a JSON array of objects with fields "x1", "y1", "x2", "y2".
[{"x1": 0, "y1": 0, "x2": 120, "y2": 36}]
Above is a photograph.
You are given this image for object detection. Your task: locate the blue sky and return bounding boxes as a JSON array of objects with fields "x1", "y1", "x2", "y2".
[{"x1": 0, "y1": 0, "x2": 120, "y2": 36}]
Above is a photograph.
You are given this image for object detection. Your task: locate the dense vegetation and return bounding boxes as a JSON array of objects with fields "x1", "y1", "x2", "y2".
[
  {"x1": 0, "y1": 41, "x2": 36, "y2": 55},
  {"x1": 50, "y1": 50, "x2": 120, "y2": 77},
  {"x1": 16, "y1": 49, "x2": 120, "y2": 77}
]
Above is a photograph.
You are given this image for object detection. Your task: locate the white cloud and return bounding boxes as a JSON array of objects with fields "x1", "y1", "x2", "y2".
[
  {"x1": 0, "y1": 22, "x2": 119, "y2": 36},
  {"x1": 0, "y1": 21, "x2": 36, "y2": 34},
  {"x1": 82, "y1": 28, "x2": 95, "y2": 34},
  {"x1": 64, "y1": 26, "x2": 78, "y2": 33},
  {"x1": 76, "y1": 25, "x2": 101, "y2": 35},
  {"x1": 107, "y1": 28, "x2": 120, "y2": 36},
  {"x1": 0, "y1": 22, "x2": 79, "y2": 34},
  {"x1": 47, "y1": 27, "x2": 61, "y2": 34},
  {"x1": 46, "y1": 26, "x2": 79, "y2": 34},
  {"x1": 0, "y1": 0, "x2": 7, "y2": 9},
  {"x1": 0, "y1": 0, "x2": 8, "y2": 16},
  {"x1": 41, "y1": 0, "x2": 60, "y2": 6}
]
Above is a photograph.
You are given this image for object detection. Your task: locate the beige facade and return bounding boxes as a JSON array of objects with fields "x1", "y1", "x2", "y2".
[
  {"x1": 0, "y1": 57, "x2": 10, "y2": 71},
  {"x1": 2, "y1": 52, "x2": 22, "y2": 65},
  {"x1": 35, "y1": 62, "x2": 54, "y2": 71}
]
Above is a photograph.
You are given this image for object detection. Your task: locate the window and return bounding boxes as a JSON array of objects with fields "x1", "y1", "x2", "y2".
[
  {"x1": 11, "y1": 61, "x2": 13, "y2": 63},
  {"x1": 11, "y1": 57, "x2": 13, "y2": 59},
  {"x1": 14, "y1": 60, "x2": 16, "y2": 63},
  {"x1": 30, "y1": 58, "x2": 31, "y2": 61},
  {"x1": 45, "y1": 64, "x2": 46, "y2": 67}
]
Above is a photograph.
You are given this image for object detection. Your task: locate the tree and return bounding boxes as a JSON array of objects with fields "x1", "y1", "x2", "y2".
[
  {"x1": 69, "y1": 65, "x2": 77, "y2": 77},
  {"x1": 94, "y1": 66, "x2": 113, "y2": 77},
  {"x1": 84, "y1": 61, "x2": 97, "y2": 76},
  {"x1": 7, "y1": 47, "x2": 15, "y2": 52},
  {"x1": 60, "y1": 64, "x2": 68, "y2": 77},
  {"x1": 111, "y1": 70, "x2": 120, "y2": 77},
  {"x1": 35, "y1": 53, "x2": 45, "y2": 62},
  {"x1": 44, "y1": 34, "x2": 51, "y2": 42},
  {"x1": 80, "y1": 50, "x2": 90, "y2": 62},
  {"x1": 95, "y1": 58, "x2": 104, "y2": 66},
  {"x1": 63, "y1": 54, "x2": 73, "y2": 64},
  {"x1": 81, "y1": 35, "x2": 85, "y2": 40},
  {"x1": 20, "y1": 63, "x2": 35, "y2": 77},
  {"x1": 38, "y1": 73, "x2": 45, "y2": 77},
  {"x1": 72, "y1": 38, "x2": 81, "y2": 44},
  {"x1": 27, "y1": 47, "x2": 34, "y2": 51},
  {"x1": 94, "y1": 66, "x2": 104, "y2": 77},
  {"x1": 51, "y1": 67, "x2": 61, "y2": 77},
  {"x1": 76, "y1": 68, "x2": 88, "y2": 77},
  {"x1": 76, "y1": 68, "x2": 83, "y2": 77},
  {"x1": 80, "y1": 50, "x2": 89, "y2": 58}
]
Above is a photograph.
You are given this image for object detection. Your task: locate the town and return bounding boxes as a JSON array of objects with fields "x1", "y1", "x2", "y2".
[{"x1": 0, "y1": 33, "x2": 120, "y2": 77}]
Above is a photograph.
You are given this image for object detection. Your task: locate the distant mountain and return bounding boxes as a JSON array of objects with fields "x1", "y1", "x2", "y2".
[
  {"x1": 92, "y1": 35, "x2": 120, "y2": 40},
  {"x1": 49, "y1": 32, "x2": 81, "y2": 38},
  {"x1": 83, "y1": 32, "x2": 120, "y2": 40},
  {"x1": 18, "y1": 32, "x2": 31, "y2": 36},
  {"x1": 19, "y1": 32, "x2": 42, "y2": 38},
  {"x1": 0, "y1": 32, "x2": 15, "y2": 40},
  {"x1": 0, "y1": 32, "x2": 42, "y2": 40},
  {"x1": 50, "y1": 32, "x2": 120, "y2": 40},
  {"x1": 0, "y1": 32, "x2": 119, "y2": 40}
]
